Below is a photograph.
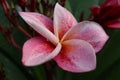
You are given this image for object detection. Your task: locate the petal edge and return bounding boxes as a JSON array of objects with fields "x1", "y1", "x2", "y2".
[
  {"x1": 22, "y1": 37, "x2": 62, "y2": 66},
  {"x1": 62, "y1": 21, "x2": 109, "y2": 53},
  {"x1": 54, "y1": 39, "x2": 96, "y2": 73},
  {"x1": 19, "y1": 12, "x2": 59, "y2": 45},
  {"x1": 54, "y1": 3, "x2": 77, "y2": 39}
]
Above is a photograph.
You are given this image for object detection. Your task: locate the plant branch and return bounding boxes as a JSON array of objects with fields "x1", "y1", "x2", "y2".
[{"x1": 0, "y1": 0, "x2": 32, "y2": 38}]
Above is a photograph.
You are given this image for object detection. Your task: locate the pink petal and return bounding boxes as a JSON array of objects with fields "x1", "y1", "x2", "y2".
[
  {"x1": 19, "y1": 12, "x2": 53, "y2": 32},
  {"x1": 54, "y1": 3, "x2": 77, "y2": 39},
  {"x1": 106, "y1": 20, "x2": 120, "y2": 28},
  {"x1": 19, "y1": 12, "x2": 59, "y2": 45},
  {"x1": 22, "y1": 37, "x2": 61, "y2": 66},
  {"x1": 62, "y1": 21, "x2": 109, "y2": 53},
  {"x1": 54, "y1": 39, "x2": 96, "y2": 73}
]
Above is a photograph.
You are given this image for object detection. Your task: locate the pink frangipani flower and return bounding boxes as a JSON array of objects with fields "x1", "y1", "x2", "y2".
[{"x1": 19, "y1": 3, "x2": 109, "y2": 73}]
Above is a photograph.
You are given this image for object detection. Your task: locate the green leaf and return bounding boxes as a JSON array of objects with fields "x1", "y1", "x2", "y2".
[
  {"x1": 0, "y1": 50, "x2": 27, "y2": 80},
  {"x1": 68, "y1": 0, "x2": 99, "y2": 20},
  {"x1": 98, "y1": 0, "x2": 105, "y2": 4},
  {"x1": 97, "y1": 59, "x2": 120, "y2": 80},
  {"x1": 32, "y1": 66, "x2": 46, "y2": 80},
  {"x1": 65, "y1": 0, "x2": 72, "y2": 12},
  {"x1": 54, "y1": 66, "x2": 66, "y2": 80}
]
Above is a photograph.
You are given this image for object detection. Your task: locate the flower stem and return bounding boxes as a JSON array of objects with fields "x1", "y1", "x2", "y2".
[
  {"x1": 0, "y1": 25, "x2": 22, "y2": 50},
  {"x1": 30, "y1": 0, "x2": 37, "y2": 12},
  {"x1": 0, "y1": 0, "x2": 32, "y2": 38}
]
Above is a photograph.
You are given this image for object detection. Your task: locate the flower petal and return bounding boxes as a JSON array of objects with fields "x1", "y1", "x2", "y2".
[
  {"x1": 99, "y1": 6, "x2": 120, "y2": 21},
  {"x1": 19, "y1": 12, "x2": 59, "y2": 45},
  {"x1": 54, "y1": 39, "x2": 96, "y2": 73},
  {"x1": 90, "y1": 5, "x2": 100, "y2": 16},
  {"x1": 22, "y1": 37, "x2": 61, "y2": 66},
  {"x1": 101, "y1": 0, "x2": 120, "y2": 8},
  {"x1": 62, "y1": 21, "x2": 109, "y2": 53},
  {"x1": 54, "y1": 3, "x2": 77, "y2": 39},
  {"x1": 106, "y1": 20, "x2": 120, "y2": 28}
]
